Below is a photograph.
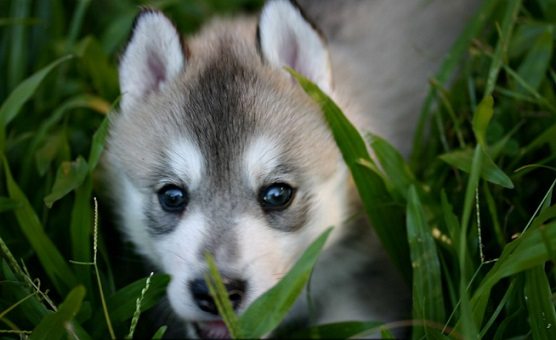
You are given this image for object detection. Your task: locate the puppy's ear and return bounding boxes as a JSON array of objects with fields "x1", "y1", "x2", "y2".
[
  {"x1": 119, "y1": 9, "x2": 185, "y2": 111},
  {"x1": 258, "y1": 0, "x2": 332, "y2": 93}
]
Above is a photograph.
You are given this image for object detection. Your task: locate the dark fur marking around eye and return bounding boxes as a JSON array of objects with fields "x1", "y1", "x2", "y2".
[
  {"x1": 145, "y1": 208, "x2": 181, "y2": 236},
  {"x1": 264, "y1": 192, "x2": 312, "y2": 232}
]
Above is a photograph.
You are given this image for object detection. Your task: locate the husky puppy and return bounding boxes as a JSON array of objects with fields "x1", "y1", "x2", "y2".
[{"x1": 106, "y1": 0, "x2": 479, "y2": 337}]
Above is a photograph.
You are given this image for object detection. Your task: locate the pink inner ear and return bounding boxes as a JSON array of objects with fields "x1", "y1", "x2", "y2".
[
  {"x1": 146, "y1": 49, "x2": 167, "y2": 93},
  {"x1": 282, "y1": 30, "x2": 300, "y2": 71}
]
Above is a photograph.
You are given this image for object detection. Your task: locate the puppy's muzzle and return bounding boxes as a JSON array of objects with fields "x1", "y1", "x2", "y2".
[{"x1": 189, "y1": 278, "x2": 246, "y2": 315}]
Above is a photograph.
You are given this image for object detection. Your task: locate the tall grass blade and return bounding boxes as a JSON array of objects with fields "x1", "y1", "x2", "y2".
[
  {"x1": 237, "y1": 228, "x2": 332, "y2": 338},
  {"x1": 3, "y1": 158, "x2": 77, "y2": 294},
  {"x1": 1, "y1": 262, "x2": 50, "y2": 325},
  {"x1": 468, "y1": 221, "x2": 556, "y2": 328},
  {"x1": 66, "y1": 0, "x2": 91, "y2": 51},
  {"x1": 368, "y1": 133, "x2": 417, "y2": 200},
  {"x1": 88, "y1": 117, "x2": 109, "y2": 170},
  {"x1": 289, "y1": 321, "x2": 383, "y2": 339},
  {"x1": 7, "y1": 0, "x2": 31, "y2": 90},
  {"x1": 472, "y1": 95, "x2": 494, "y2": 147},
  {"x1": 151, "y1": 325, "x2": 168, "y2": 339},
  {"x1": 0, "y1": 55, "x2": 73, "y2": 127},
  {"x1": 68, "y1": 117, "x2": 109, "y2": 296},
  {"x1": 516, "y1": 27, "x2": 553, "y2": 94},
  {"x1": 70, "y1": 178, "x2": 94, "y2": 299},
  {"x1": 406, "y1": 186, "x2": 444, "y2": 338},
  {"x1": 522, "y1": 123, "x2": 556, "y2": 155},
  {"x1": 523, "y1": 266, "x2": 556, "y2": 339},
  {"x1": 454, "y1": 144, "x2": 483, "y2": 338},
  {"x1": 43, "y1": 156, "x2": 89, "y2": 208},
  {"x1": 30, "y1": 285, "x2": 86, "y2": 340},
  {"x1": 0, "y1": 196, "x2": 20, "y2": 212},
  {"x1": 289, "y1": 68, "x2": 410, "y2": 278},
  {"x1": 439, "y1": 148, "x2": 514, "y2": 189},
  {"x1": 0, "y1": 55, "x2": 73, "y2": 151},
  {"x1": 484, "y1": 0, "x2": 522, "y2": 97},
  {"x1": 480, "y1": 279, "x2": 516, "y2": 337},
  {"x1": 205, "y1": 254, "x2": 240, "y2": 339}
]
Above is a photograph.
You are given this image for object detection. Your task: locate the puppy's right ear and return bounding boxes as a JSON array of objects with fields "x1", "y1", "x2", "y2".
[
  {"x1": 258, "y1": 0, "x2": 332, "y2": 94},
  {"x1": 119, "y1": 10, "x2": 185, "y2": 111}
]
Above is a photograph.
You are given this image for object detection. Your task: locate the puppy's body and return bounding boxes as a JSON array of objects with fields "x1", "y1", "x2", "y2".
[
  {"x1": 300, "y1": 0, "x2": 481, "y2": 156},
  {"x1": 106, "y1": 0, "x2": 479, "y2": 337}
]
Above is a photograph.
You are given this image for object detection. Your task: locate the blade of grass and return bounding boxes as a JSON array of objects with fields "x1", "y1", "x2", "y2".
[
  {"x1": 454, "y1": 144, "x2": 482, "y2": 338},
  {"x1": 479, "y1": 279, "x2": 516, "y2": 337},
  {"x1": 367, "y1": 133, "x2": 417, "y2": 201},
  {"x1": 2, "y1": 157, "x2": 77, "y2": 294},
  {"x1": 0, "y1": 55, "x2": 73, "y2": 151},
  {"x1": 21, "y1": 94, "x2": 110, "y2": 183},
  {"x1": 0, "y1": 292, "x2": 37, "y2": 321},
  {"x1": 151, "y1": 325, "x2": 168, "y2": 339},
  {"x1": 34, "y1": 131, "x2": 68, "y2": 176},
  {"x1": 237, "y1": 228, "x2": 332, "y2": 338},
  {"x1": 472, "y1": 95, "x2": 494, "y2": 147},
  {"x1": 69, "y1": 117, "x2": 109, "y2": 297},
  {"x1": 522, "y1": 123, "x2": 556, "y2": 155},
  {"x1": 43, "y1": 156, "x2": 89, "y2": 208},
  {"x1": 88, "y1": 117, "x2": 109, "y2": 170},
  {"x1": 65, "y1": 0, "x2": 91, "y2": 51},
  {"x1": 7, "y1": 0, "x2": 31, "y2": 90},
  {"x1": 483, "y1": 182, "x2": 506, "y2": 247},
  {"x1": 288, "y1": 321, "x2": 383, "y2": 339},
  {"x1": 30, "y1": 285, "x2": 86, "y2": 340},
  {"x1": 484, "y1": 0, "x2": 522, "y2": 97},
  {"x1": 522, "y1": 179, "x2": 556, "y2": 234},
  {"x1": 502, "y1": 63, "x2": 556, "y2": 113},
  {"x1": 0, "y1": 234, "x2": 25, "y2": 278},
  {"x1": 439, "y1": 147, "x2": 514, "y2": 188},
  {"x1": 70, "y1": 178, "x2": 94, "y2": 301},
  {"x1": 515, "y1": 27, "x2": 553, "y2": 94},
  {"x1": 466, "y1": 220, "x2": 556, "y2": 328},
  {"x1": 429, "y1": 79, "x2": 466, "y2": 148},
  {"x1": 204, "y1": 254, "x2": 240, "y2": 339},
  {"x1": 1, "y1": 262, "x2": 50, "y2": 325},
  {"x1": 76, "y1": 37, "x2": 118, "y2": 98},
  {"x1": 523, "y1": 266, "x2": 556, "y2": 339},
  {"x1": 406, "y1": 186, "x2": 445, "y2": 338},
  {"x1": 0, "y1": 196, "x2": 20, "y2": 212},
  {"x1": 289, "y1": 67, "x2": 410, "y2": 279}
]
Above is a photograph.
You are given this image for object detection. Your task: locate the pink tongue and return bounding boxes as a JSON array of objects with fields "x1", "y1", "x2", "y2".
[{"x1": 197, "y1": 320, "x2": 230, "y2": 339}]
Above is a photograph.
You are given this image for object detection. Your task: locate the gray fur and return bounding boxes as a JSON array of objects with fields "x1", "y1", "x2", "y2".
[{"x1": 299, "y1": 0, "x2": 482, "y2": 156}]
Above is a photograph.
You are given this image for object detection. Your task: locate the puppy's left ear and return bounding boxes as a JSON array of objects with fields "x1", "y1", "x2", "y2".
[{"x1": 258, "y1": 0, "x2": 332, "y2": 94}]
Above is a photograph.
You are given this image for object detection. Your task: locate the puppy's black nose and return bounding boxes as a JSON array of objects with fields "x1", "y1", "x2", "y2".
[{"x1": 189, "y1": 278, "x2": 246, "y2": 315}]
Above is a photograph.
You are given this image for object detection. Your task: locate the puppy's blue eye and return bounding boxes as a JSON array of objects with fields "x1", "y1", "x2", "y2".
[
  {"x1": 158, "y1": 185, "x2": 188, "y2": 213},
  {"x1": 259, "y1": 183, "x2": 294, "y2": 211}
]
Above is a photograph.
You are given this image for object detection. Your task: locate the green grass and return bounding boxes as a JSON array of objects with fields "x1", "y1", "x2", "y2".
[{"x1": 1, "y1": 0, "x2": 556, "y2": 338}]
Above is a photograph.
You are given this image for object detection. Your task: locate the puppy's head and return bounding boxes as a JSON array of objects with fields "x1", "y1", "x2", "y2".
[{"x1": 107, "y1": 0, "x2": 348, "y2": 336}]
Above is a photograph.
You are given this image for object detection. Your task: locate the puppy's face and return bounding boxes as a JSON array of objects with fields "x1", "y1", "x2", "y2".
[{"x1": 107, "y1": 1, "x2": 347, "y2": 334}]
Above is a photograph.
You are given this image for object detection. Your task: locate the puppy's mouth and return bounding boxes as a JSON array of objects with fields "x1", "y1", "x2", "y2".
[{"x1": 193, "y1": 320, "x2": 230, "y2": 339}]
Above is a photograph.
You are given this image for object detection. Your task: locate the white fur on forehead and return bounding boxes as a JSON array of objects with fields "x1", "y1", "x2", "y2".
[
  {"x1": 119, "y1": 10, "x2": 185, "y2": 112},
  {"x1": 167, "y1": 139, "x2": 204, "y2": 191},
  {"x1": 259, "y1": 0, "x2": 332, "y2": 94}
]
